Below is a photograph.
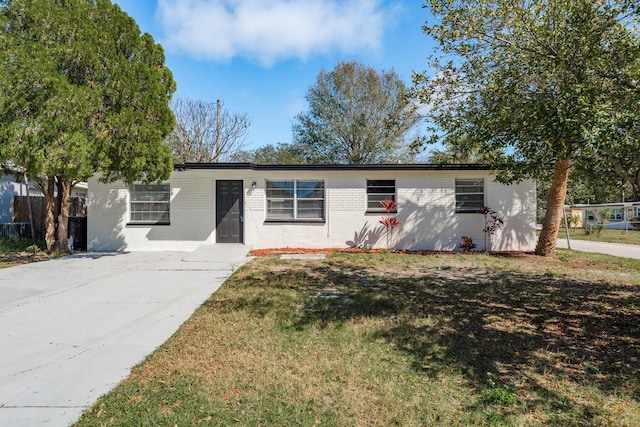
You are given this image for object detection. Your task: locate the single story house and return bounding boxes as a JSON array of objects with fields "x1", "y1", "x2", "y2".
[
  {"x1": 571, "y1": 202, "x2": 640, "y2": 230},
  {"x1": 87, "y1": 163, "x2": 536, "y2": 252}
]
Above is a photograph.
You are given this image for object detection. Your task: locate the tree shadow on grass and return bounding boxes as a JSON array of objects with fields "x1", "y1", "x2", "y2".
[{"x1": 275, "y1": 260, "x2": 640, "y2": 418}]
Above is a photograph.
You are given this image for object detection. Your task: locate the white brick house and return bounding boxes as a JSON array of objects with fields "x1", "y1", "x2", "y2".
[{"x1": 87, "y1": 163, "x2": 536, "y2": 252}]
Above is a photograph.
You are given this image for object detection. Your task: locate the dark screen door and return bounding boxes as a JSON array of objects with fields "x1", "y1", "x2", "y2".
[{"x1": 216, "y1": 180, "x2": 243, "y2": 243}]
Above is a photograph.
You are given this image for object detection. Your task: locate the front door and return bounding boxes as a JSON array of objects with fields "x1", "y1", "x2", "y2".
[{"x1": 216, "y1": 180, "x2": 243, "y2": 243}]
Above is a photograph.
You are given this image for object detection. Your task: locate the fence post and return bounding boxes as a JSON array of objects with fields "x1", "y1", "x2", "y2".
[{"x1": 23, "y1": 172, "x2": 36, "y2": 239}]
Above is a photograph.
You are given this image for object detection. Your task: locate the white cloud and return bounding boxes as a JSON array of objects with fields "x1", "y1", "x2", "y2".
[{"x1": 157, "y1": 0, "x2": 389, "y2": 65}]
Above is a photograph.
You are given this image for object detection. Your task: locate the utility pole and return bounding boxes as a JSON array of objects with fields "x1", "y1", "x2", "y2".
[{"x1": 215, "y1": 99, "x2": 221, "y2": 161}]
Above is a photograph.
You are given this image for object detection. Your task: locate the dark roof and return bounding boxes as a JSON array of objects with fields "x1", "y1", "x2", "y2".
[{"x1": 174, "y1": 162, "x2": 491, "y2": 171}]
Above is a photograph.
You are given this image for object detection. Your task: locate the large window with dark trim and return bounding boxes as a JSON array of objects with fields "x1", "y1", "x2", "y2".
[
  {"x1": 129, "y1": 183, "x2": 170, "y2": 224},
  {"x1": 610, "y1": 208, "x2": 623, "y2": 221},
  {"x1": 367, "y1": 180, "x2": 396, "y2": 212},
  {"x1": 455, "y1": 179, "x2": 484, "y2": 213},
  {"x1": 266, "y1": 180, "x2": 324, "y2": 221}
]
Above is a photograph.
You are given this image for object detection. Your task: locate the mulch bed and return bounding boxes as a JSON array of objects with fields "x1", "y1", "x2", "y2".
[{"x1": 249, "y1": 247, "x2": 531, "y2": 257}]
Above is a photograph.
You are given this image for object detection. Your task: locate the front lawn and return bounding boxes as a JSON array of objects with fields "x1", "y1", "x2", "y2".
[
  {"x1": 76, "y1": 251, "x2": 640, "y2": 426},
  {"x1": 555, "y1": 228, "x2": 640, "y2": 245}
]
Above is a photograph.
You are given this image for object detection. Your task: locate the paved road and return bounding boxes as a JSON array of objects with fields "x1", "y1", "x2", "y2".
[
  {"x1": 0, "y1": 245, "x2": 250, "y2": 427},
  {"x1": 555, "y1": 238, "x2": 640, "y2": 259}
]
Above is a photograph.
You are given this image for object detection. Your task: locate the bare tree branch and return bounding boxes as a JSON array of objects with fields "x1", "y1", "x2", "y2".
[{"x1": 168, "y1": 97, "x2": 251, "y2": 163}]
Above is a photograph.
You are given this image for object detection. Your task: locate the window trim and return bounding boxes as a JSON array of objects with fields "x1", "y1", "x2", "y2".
[
  {"x1": 455, "y1": 178, "x2": 485, "y2": 213},
  {"x1": 366, "y1": 179, "x2": 397, "y2": 213},
  {"x1": 127, "y1": 183, "x2": 171, "y2": 226},
  {"x1": 265, "y1": 179, "x2": 325, "y2": 222}
]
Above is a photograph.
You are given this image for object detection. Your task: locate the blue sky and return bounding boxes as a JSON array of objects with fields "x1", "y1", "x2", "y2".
[{"x1": 112, "y1": 0, "x2": 435, "y2": 153}]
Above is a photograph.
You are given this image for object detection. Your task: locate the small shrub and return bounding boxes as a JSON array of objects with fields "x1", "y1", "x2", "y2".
[
  {"x1": 459, "y1": 236, "x2": 477, "y2": 252},
  {"x1": 536, "y1": 215, "x2": 545, "y2": 225},
  {"x1": 379, "y1": 199, "x2": 400, "y2": 249},
  {"x1": 564, "y1": 214, "x2": 580, "y2": 231},
  {"x1": 26, "y1": 244, "x2": 40, "y2": 254},
  {"x1": 477, "y1": 206, "x2": 504, "y2": 252}
]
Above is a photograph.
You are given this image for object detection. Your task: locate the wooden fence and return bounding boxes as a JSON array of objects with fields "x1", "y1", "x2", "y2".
[{"x1": 12, "y1": 196, "x2": 87, "y2": 239}]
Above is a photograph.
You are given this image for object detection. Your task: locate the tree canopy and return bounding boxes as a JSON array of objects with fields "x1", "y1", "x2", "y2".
[
  {"x1": 293, "y1": 61, "x2": 422, "y2": 164},
  {"x1": 0, "y1": 0, "x2": 176, "y2": 251},
  {"x1": 233, "y1": 142, "x2": 306, "y2": 165},
  {"x1": 415, "y1": 0, "x2": 640, "y2": 256}
]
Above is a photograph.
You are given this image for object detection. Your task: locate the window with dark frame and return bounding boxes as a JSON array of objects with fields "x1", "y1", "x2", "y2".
[
  {"x1": 129, "y1": 183, "x2": 170, "y2": 224},
  {"x1": 455, "y1": 179, "x2": 484, "y2": 213},
  {"x1": 266, "y1": 180, "x2": 324, "y2": 221},
  {"x1": 610, "y1": 208, "x2": 623, "y2": 221},
  {"x1": 366, "y1": 180, "x2": 396, "y2": 212}
]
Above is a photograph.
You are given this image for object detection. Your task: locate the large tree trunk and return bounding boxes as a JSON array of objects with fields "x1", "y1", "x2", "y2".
[
  {"x1": 41, "y1": 177, "x2": 57, "y2": 253},
  {"x1": 536, "y1": 158, "x2": 571, "y2": 256},
  {"x1": 54, "y1": 178, "x2": 72, "y2": 253}
]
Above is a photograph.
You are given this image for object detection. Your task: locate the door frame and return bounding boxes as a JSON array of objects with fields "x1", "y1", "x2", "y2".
[{"x1": 215, "y1": 180, "x2": 244, "y2": 244}]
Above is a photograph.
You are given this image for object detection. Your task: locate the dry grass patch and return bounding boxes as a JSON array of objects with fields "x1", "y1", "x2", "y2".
[{"x1": 77, "y1": 250, "x2": 640, "y2": 426}]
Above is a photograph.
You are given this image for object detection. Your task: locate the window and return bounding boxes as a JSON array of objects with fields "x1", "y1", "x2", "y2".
[
  {"x1": 455, "y1": 179, "x2": 484, "y2": 213},
  {"x1": 610, "y1": 208, "x2": 623, "y2": 221},
  {"x1": 266, "y1": 180, "x2": 324, "y2": 221},
  {"x1": 586, "y1": 210, "x2": 596, "y2": 222},
  {"x1": 367, "y1": 180, "x2": 396, "y2": 212},
  {"x1": 129, "y1": 183, "x2": 170, "y2": 224}
]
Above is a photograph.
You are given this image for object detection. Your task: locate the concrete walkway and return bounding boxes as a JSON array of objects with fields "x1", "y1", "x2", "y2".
[
  {"x1": 555, "y1": 238, "x2": 640, "y2": 259},
  {"x1": 0, "y1": 245, "x2": 251, "y2": 427}
]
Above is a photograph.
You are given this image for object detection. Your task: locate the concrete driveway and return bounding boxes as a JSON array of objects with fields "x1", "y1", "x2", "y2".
[
  {"x1": 0, "y1": 245, "x2": 250, "y2": 427},
  {"x1": 555, "y1": 238, "x2": 640, "y2": 259}
]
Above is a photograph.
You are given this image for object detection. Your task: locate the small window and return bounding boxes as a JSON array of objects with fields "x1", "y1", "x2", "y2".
[
  {"x1": 367, "y1": 180, "x2": 396, "y2": 212},
  {"x1": 586, "y1": 210, "x2": 596, "y2": 222},
  {"x1": 266, "y1": 180, "x2": 324, "y2": 221},
  {"x1": 129, "y1": 183, "x2": 170, "y2": 224},
  {"x1": 455, "y1": 179, "x2": 484, "y2": 213}
]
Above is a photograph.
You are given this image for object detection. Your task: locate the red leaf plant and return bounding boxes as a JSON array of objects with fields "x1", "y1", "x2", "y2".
[
  {"x1": 379, "y1": 200, "x2": 400, "y2": 249},
  {"x1": 477, "y1": 206, "x2": 504, "y2": 252}
]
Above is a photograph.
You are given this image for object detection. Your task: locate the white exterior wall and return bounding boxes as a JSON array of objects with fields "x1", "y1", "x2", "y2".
[{"x1": 88, "y1": 169, "x2": 536, "y2": 252}]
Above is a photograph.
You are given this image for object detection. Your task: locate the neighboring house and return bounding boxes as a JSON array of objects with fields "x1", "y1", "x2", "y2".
[
  {"x1": 572, "y1": 202, "x2": 640, "y2": 230},
  {"x1": 87, "y1": 163, "x2": 537, "y2": 252},
  {"x1": 0, "y1": 174, "x2": 88, "y2": 223},
  {"x1": 72, "y1": 182, "x2": 88, "y2": 198},
  {"x1": 0, "y1": 174, "x2": 42, "y2": 223}
]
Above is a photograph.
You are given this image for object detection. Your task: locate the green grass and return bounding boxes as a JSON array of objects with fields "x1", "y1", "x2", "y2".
[
  {"x1": 0, "y1": 237, "x2": 51, "y2": 268},
  {"x1": 555, "y1": 228, "x2": 640, "y2": 245},
  {"x1": 76, "y1": 251, "x2": 640, "y2": 426},
  {"x1": 0, "y1": 236, "x2": 45, "y2": 252}
]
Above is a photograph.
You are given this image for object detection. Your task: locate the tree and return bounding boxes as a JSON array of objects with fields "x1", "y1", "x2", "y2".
[
  {"x1": 167, "y1": 97, "x2": 251, "y2": 163},
  {"x1": 414, "y1": 0, "x2": 640, "y2": 256},
  {"x1": 584, "y1": 119, "x2": 640, "y2": 201},
  {"x1": 0, "y1": 0, "x2": 175, "y2": 252},
  {"x1": 293, "y1": 61, "x2": 422, "y2": 164},
  {"x1": 427, "y1": 135, "x2": 501, "y2": 164},
  {"x1": 233, "y1": 142, "x2": 306, "y2": 164}
]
